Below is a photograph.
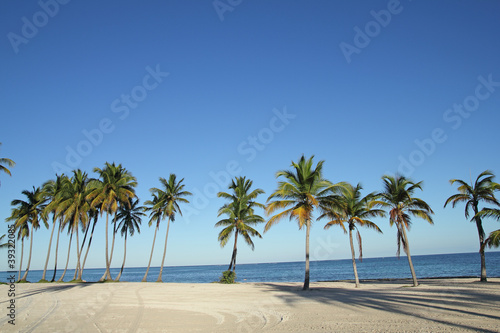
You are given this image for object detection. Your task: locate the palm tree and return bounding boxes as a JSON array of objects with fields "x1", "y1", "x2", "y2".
[
  {"x1": 379, "y1": 175, "x2": 434, "y2": 287},
  {"x1": 142, "y1": 193, "x2": 162, "y2": 282},
  {"x1": 265, "y1": 155, "x2": 341, "y2": 290},
  {"x1": 0, "y1": 142, "x2": 15, "y2": 187},
  {"x1": 151, "y1": 174, "x2": 192, "y2": 282},
  {"x1": 444, "y1": 170, "x2": 499, "y2": 282},
  {"x1": 216, "y1": 176, "x2": 265, "y2": 273},
  {"x1": 114, "y1": 198, "x2": 144, "y2": 281},
  {"x1": 40, "y1": 174, "x2": 68, "y2": 282},
  {"x1": 88, "y1": 162, "x2": 137, "y2": 281},
  {"x1": 7, "y1": 187, "x2": 48, "y2": 282},
  {"x1": 319, "y1": 183, "x2": 384, "y2": 288},
  {"x1": 58, "y1": 170, "x2": 92, "y2": 281}
]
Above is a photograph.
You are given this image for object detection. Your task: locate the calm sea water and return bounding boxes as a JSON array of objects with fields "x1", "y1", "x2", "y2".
[{"x1": 2, "y1": 252, "x2": 499, "y2": 283}]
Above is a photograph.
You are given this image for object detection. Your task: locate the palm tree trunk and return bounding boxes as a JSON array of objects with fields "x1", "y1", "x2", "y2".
[
  {"x1": 100, "y1": 212, "x2": 112, "y2": 282},
  {"x1": 41, "y1": 215, "x2": 57, "y2": 281},
  {"x1": 401, "y1": 225, "x2": 418, "y2": 287},
  {"x1": 74, "y1": 224, "x2": 82, "y2": 281},
  {"x1": 349, "y1": 227, "x2": 360, "y2": 288},
  {"x1": 51, "y1": 221, "x2": 62, "y2": 282},
  {"x1": 303, "y1": 220, "x2": 311, "y2": 291},
  {"x1": 228, "y1": 231, "x2": 238, "y2": 272},
  {"x1": 157, "y1": 218, "x2": 172, "y2": 282},
  {"x1": 115, "y1": 232, "x2": 127, "y2": 282},
  {"x1": 81, "y1": 218, "x2": 97, "y2": 277},
  {"x1": 474, "y1": 211, "x2": 487, "y2": 282},
  {"x1": 58, "y1": 232, "x2": 72, "y2": 282},
  {"x1": 20, "y1": 223, "x2": 34, "y2": 282},
  {"x1": 17, "y1": 238, "x2": 24, "y2": 282},
  {"x1": 108, "y1": 216, "x2": 118, "y2": 272},
  {"x1": 76, "y1": 221, "x2": 91, "y2": 281},
  {"x1": 142, "y1": 223, "x2": 159, "y2": 282}
]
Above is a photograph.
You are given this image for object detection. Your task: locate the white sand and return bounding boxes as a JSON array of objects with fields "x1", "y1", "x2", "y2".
[{"x1": 1, "y1": 278, "x2": 499, "y2": 332}]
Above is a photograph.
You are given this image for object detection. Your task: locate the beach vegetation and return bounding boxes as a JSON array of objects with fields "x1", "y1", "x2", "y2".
[
  {"x1": 87, "y1": 162, "x2": 137, "y2": 282},
  {"x1": 142, "y1": 174, "x2": 191, "y2": 282},
  {"x1": 7, "y1": 186, "x2": 48, "y2": 282},
  {"x1": 379, "y1": 174, "x2": 434, "y2": 287},
  {"x1": 114, "y1": 198, "x2": 144, "y2": 281},
  {"x1": 444, "y1": 170, "x2": 499, "y2": 282},
  {"x1": 265, "y1": 155, "x2": 343, "y2": 290},
  {"x1": 39, "y1": 174, "x2": 68, "y2": 282},
  {"x1": 320, "y1": 183, "x2": 385, "y2": 288},
  {"x1": 215, "y1": 176, "x2": 265, "y2": 273},
  {"x1": 219, "y1": 270, "x2": 236, "y2": 284}
]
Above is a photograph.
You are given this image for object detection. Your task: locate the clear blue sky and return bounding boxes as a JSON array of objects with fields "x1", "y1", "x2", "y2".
[{"x1": 1, "y1": 0, "x2": 499, "y2": 271}]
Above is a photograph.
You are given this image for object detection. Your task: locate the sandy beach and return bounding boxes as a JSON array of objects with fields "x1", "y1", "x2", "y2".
[{"x1": 1, "y1": 278, "x2": 499, "y2": 332}]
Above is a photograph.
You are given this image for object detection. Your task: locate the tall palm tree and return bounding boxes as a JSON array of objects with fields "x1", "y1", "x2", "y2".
[
  {"x1": 265, "y1": 155, "x2": 341, "y2": 290},
  {"x1": 142, "y1": 193, "x2": 162, "y2": 282},
  {"x1": 58, "y1": 170, "x2": 92, "y2": 281},
  {"x1": 0, "y1": 142, "x2": 15, "y2": 187},
  {"x1": 444, "y1": 170, "x2": 499, "y2": 282},
  {"x1": 216, "y1": 177, "x2": 265, "y2": 273},
  {"x1": 88, "y1": 162, "x2": 137, "y2": 281},
  {"x1": 40, "y1": 174, "x2": 68, "y2": 282},
  {"x1": 114, "y1": 198, "x2": 144, "y2": 281},
  {"x1": 7, "y1": 187, "x2": 48, "y2": 282},
  {"x1": 379, "y1": 175, "x2": 434, "y2": 287},
  {"x1": 319, "y1": 183, "x2": 384, "y2": 288},
  {"x1": 151, "y1": 174, "x2": 191, "y2": 282}
]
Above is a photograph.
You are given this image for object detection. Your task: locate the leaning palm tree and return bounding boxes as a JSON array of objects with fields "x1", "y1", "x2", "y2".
[
  {"x1": 444, "y1": 170, "x2": 499, "y2": 282},
  {"x1": 114, "y1": 198, "x2": 144, "y2": 281},
  {"x1": 87, "y1": 162, "x2": 137, "y2": 281},
  {"x1": 0, "y1": 142, "x2": 15, "y2": 187},
  {"x1": 216, "y1": 176, "x2": 265, "y2": 273},
  {"x1": 40, "y1": 174, "x2": 68, "y2": 282},
  {"x1": 142, "y1": 193, "x2": 162, "y2": 282},
  {"x1": 7, "y1": 187, "x2": 48, "y2": 282},
  {"x1": 151, "y1": 174, "x2": 192, "y2": 282},
  {"x1": 265, "y1": 155, "x2": 342, "y2": 290},
  {"x1": 379, "y1": 175, "x2": 434, "y2": 287},
  {"x1": 319, "y1": 183, "x2": 384, "y2": 288},
  {"x1": 58, "y1": 170, "x2": 91, "y2": 281}
]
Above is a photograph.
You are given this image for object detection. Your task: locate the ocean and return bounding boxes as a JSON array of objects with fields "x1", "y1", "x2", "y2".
[{"x1": 2, "y1": 251, "x2": 499, "y2": 283}]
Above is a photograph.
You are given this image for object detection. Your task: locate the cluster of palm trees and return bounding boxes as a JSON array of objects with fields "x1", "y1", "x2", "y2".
[
  {"x1": 5, "y1": 161, "x2": 191, "y2": 283},
  {"x1": 215, "y1": 155, "x2": 500, "y2": 290},
  {"x1": 2, "y1": 147, "x2": 499, "y2": 289}
]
